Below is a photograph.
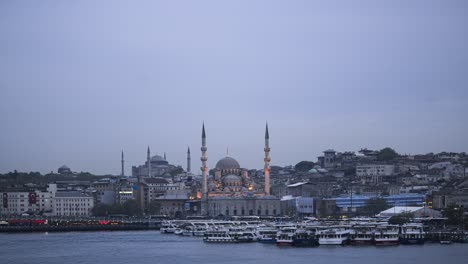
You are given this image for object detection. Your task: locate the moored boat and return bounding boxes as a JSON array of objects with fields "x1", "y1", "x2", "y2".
[
  {"x1": 276, "y1": 227, "x2": 295, "y2": 246},
  {"x1": 318, "y1": 227, "x2": 351, "y2": 245},
  {"x1": 256, "y1": 227, "x2": 278, "y2": 243},
  {"x1": 292, "y1": 229, "x2": 319, "y2": 247},
  {"x1": 160, "y1": 222, "x2": 178, "y2": 234},
  {"x1": 350, "y1": 225, "x2": 375, "y2": 245},
  {"x1": 399, "y1": 224, "x2": 425, "y2": 245},
  {"x1": 375, "y1": 225, "x2": 400, "y2": 246}
]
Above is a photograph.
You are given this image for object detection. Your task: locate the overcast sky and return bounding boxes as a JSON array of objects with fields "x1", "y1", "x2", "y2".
[{"x1": 1, "y1": 0, "x2": 467, "y2": 175}]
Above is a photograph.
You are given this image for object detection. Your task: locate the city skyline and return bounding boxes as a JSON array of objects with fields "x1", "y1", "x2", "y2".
[{"x1": 1, "y1": 0, "x2": 467, "y2": 174}]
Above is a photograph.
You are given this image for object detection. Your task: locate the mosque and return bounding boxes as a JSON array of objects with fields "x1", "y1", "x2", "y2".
[
  {"x1": 131, "y1": 148, "x2": 174, "y2": 178},
  {"x1": 199, "y1": 123, "x2": 281, "y2": 217}
]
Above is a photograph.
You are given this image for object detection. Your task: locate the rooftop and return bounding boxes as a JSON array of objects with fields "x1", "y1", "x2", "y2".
[{"x1": 55, "y1": 191, "x2": 91, "y2": 198}]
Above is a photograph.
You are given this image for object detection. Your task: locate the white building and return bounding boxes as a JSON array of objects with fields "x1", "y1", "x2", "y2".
[
  {"x1": 53, "y1": 191, "x2": 94, "y2": 216},
  {"x1": 357, "y1": 165, "x2": 396, "y2": 185},
  {"x1": 357, "y1": 164, "x2": 395, "y2": 176},
  {"x1": 1, "y1": 184, "x2": 56, "y2": 216}
]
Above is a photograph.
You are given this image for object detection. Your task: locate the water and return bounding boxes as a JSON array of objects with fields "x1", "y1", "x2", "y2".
[{"x1": 1, "y1": 231, "x2": 467, "y2": 264}]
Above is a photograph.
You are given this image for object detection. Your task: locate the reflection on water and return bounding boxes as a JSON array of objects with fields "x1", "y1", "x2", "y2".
[{"x1": 1, "y1": 231, "x2": 467, "y2": 264}]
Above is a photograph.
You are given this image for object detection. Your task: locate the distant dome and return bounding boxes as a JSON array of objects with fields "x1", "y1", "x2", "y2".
[
  {"x1": 58, "y1": 165, "x2": 71, "y2": 174},
  {"x1": 215, "y1": 156, "x2": 240, "y2": 170},
  {"x1": 151, "y1": 155, "x2": 165, "y2": 162},
  {"x1": 150, "y1": 155, "x2": 168, "y2": 165}
]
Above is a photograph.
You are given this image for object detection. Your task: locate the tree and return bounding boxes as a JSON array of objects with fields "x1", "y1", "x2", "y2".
[
  {"x1": 122, "y1": 199, "x2": 142, "y2": 216},
  {"x1": 92, "y1": 204, "x2": 113, "y2": 216},
  {"x1": 362, "y1": 198, "x2": 390, "y2": 216},
  {"x1": 148, "y1": 201, "x2": 162, "y2": 215},
  {"x1": 377, "y1": 147, "x2": 399, "y2": 161},
  {"x1": 389, "y1": 212, "x2": 413, "y2": 225},
  {"x1": 295, "y1": 161, "x2": 315, "y2": 172}
]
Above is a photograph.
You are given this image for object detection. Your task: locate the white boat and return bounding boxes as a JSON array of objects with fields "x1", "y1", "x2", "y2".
[
  {"x1": 160, "y1": 222, "x2": 178, "y2": 234},
  {"x1": 182, "y1": 227, "x2": 194, "y2": 236},
  {"x1": 256, "y1": 227, "x2": 278, "y2": 243},
  {"x1": 203, "y1": 228, "x2": 256, "y2": 243},
  {"x1": 318, "y1": 228, "x2": 351, "y2": 245},
  {"x1": 276, "y1": 226, "x2": 296, "y2": 246}
]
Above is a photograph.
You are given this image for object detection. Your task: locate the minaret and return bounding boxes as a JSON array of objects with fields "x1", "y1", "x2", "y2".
[
  {"x1": 121, "y1": 150, "x2": 125, "y2": 177},
  {"x1": 147, "y1": 146, "x2": 151, "y2": 177},
  {"x1": 187, "y1": 147, "x2": 191, "y2": 173},
  {"x1": 264, "y1": 123, "x2": 271, "y2": 195},
  {"x1": 201, "y1": 123, "x2": 208, "y2": 215},
  {"x1": 164, "y1": 152, "x2": 167, "y2": 161}
]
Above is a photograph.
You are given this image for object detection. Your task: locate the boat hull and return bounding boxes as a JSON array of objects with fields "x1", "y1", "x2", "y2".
[
  {"x1": 400, "y1": 238, "x2": 425, "y2": 245},
  {"x1": 375, "y1": 240, "x2": 400, "y2": 246},
  {"x1": 258, "y1": 238, "x2": 277, "y2": 243},
  {"x1": 276, "y1": 240, "x2": 293, "y2": 246},
  {"x1": 292, "y1": 238, "x2": 319, "y2": 247},
  {"x1": 319, "y1": 239, "x2": 349, "y2": 245},
  {"x1": 350, "y1": 239, "x2": 374, "y2": 246}
]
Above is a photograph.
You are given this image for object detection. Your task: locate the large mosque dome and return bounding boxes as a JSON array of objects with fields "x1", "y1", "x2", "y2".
[
  {"x1": 215, "y1": 156, "x2": 240, "y2": 170},
  {"x1": 150, "y1": 155, "x2": 168, "y2": 165}
]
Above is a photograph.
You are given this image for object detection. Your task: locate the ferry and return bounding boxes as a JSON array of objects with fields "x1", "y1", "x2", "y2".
[
  {"x1": 256, "y1": 227, "x2": 278, "y2": 243},
  {"x1": 292, "y1": 229, "x2": 319, "y2": 247},
  {"x1": 203, "y1": 228, "x2": 256, "y2": 243},
  {"x1": 350, "y1": 225, "x2": 375, "y2": 245},
  {"x1": 399, "y1": 224, "x2": 425, "y2": 245},
  {"x1": 318, "y1": 228, "x2": 351, "y2": 245},
  {"x1": 276, "y1": 226, "x2": 296, "y2": 246},
  {"x1": 374, "y1": 225, "x2": 400, "y2": 246}
]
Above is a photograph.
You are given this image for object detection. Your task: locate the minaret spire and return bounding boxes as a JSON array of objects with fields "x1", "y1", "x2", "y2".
[
  {"x1": 121, "y1": 150, "x2": 125, "y2": 177},
  {"x1": 264, "y1": 122, "x2": 271, "y2": 195},
  {"x1": 147, "y1": 146, "x2": 151, "y2": 177},
  {"x1": 200, "y1": 123, "x2": 208, "y2": 215},
  {"x1": 187, "y1": 146, "x2": 191, "y2": 173}
]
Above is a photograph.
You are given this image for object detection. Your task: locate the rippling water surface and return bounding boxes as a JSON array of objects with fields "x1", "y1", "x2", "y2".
[{"x1": 1, "y1": 231, "x2": 467, "y2": 264}]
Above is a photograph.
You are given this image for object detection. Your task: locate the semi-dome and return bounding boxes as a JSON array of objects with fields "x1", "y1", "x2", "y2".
[
  {"x1": 222, "y1": 174, "x2": 242, "y2": 182},
  {"x1": 222, "y1": 174, "x2": 242, "y2": 187},
  {"x1": 215, "y1": 156, "x2": 240, "y2": 170}
]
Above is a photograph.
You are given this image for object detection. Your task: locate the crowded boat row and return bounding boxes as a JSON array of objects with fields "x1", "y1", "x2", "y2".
[{"x1": 160, "y1": 220, "x2": 463, "y2": 246}]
